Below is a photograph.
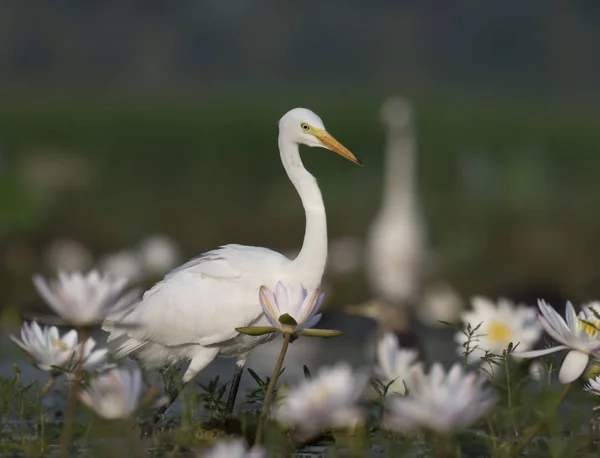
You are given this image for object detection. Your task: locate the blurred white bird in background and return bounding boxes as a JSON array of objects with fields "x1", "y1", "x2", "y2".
[
  {"x1": 103, "y1": 108, "x2": 361, "y2": 417},
  {"x1": 354, "y1": 96, "x2": 463, "y2": 336},
  {"x1": 366, "y1": 97, "x2": 428, "y2": 310}
]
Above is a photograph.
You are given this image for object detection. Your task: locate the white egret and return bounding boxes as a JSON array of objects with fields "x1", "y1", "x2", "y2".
[
  {"x1": 366, "y1": 96, "x2": 428, "y2": 310},
  {"x1": 102, "y1": 108, "x2": 360, "y2": 416},
  {"x1": 359, "y1": 97, "x2": 463, "y2": 329}
]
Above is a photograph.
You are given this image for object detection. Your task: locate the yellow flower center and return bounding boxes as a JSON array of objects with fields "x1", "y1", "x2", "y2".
[
  {"x1": 487, "y1": 321, "x2": 512, "y2": 343},
  {"x1": 52, "y1": 339, "x2": 69, "y2": 352},
  {"x1": 580, "y1": 317, "x2": 600, "y2": 339},
  {"x1": 308, "y1": 385, "x2": 333, "y2": 406}
]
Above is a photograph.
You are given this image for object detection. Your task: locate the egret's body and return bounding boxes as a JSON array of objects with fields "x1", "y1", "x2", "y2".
[
  {"x1": 103, "y1": 108, "x2": 360, "y2": 414},
  {"x1": 366, "y1": 97, "x2": 427, "y2": 308}
]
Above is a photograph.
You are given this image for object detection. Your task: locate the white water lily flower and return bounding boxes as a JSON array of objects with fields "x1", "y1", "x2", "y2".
[
  {"x1": 376, "y1": 333, "x2": 422, "y2": 395},
  {"x1": 585, "y1": 375, "x2": 600, "y2": 396},
  {"x1": 383, "y1": 363, "x2": 495, "y2": 434},
  {"x1": 274, "y1": 363, "x2": 368, "y2": 434},
  {"x1": 78, "y1": 367, "x2": 143, "y2": 419},
  {"x1": 528, "y1": 360, "x2": 548, "y2": 382},
  {"x1": 69, "y1": 336, "x2": 114, "y2": 376},
  {"x1": 454, "y1": 296, "x2": 542, "y2": 364},
  {"x1": 33, "y1": 270, "x2": 138, "y2": 326},
  {"x1": 259, "y1": 282, "x2": 324, "y2": 332},
  {"x1": 513, "y1": 300, "x2": 600, "y2": 383},
  {"x1": 11, "y1": 322, "x2": 77, "y2": 372},
  {"x1": 200, "y1": 440, "x2": 265, "y2": 458},
  {"x1": 11, "y1": 321, "x2": 113, "y2": 374}
]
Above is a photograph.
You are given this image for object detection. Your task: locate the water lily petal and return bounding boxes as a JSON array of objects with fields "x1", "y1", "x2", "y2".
[
  {"x1": 62, "y1": 330, "x2": 78, "y2": 349},
  {"x1": 258, "y1": 286, "x2": 280, "y2": 328},
  {"x1": 512, "y1": 344, "x2": 568, "y2": 358},
  {"x1": 275, "y1": 282, "x2": 290, "y2": 316},
  {"x1": 539, "y1": 316, "x2": 570, "y2": 347},
  {"x1": 300, "y1": 313, "x2": 322, "y2": 331},
  {"x1": 33, "y1": 275, "x2": 65, "y2": 317},
  {"x1": 297, "y1": 289, "x2": 322, "y2": 323},
  {"x1": 538, "y1": 300, "x2": 570, "y2": 337},
  {"x1": 559, "y1": 350, "x2": 589, "y2": 383},
  {"x1": 376, "y1": 333, "x2": 397, "y2": 378}
]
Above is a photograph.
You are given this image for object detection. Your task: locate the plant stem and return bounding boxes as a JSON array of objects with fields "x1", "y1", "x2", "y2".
[
  {"x1": 39, "y1": 374, "x2": 57, "y2": 398},
  {"x1": 127, "y1": 420, "x2": 149, "y2": 458},
  {"x1": 434, "y1": 434, "x2": 453, "y2": 458},
  {"x1": 504, "y1": 355, "x2": 517, "y2": 435},
  {"x1": 508, "y1": 382, "x2": 572, "y2": 457},
  {"x1": 60, "y1": 327, "x2": 87, "y2": 458},
  {"x1": 348, "y1": 420, "x2": 367, "y2": 457},
  {"x1": 255, "y1": 332, "x2": 292, "y2": 445}
]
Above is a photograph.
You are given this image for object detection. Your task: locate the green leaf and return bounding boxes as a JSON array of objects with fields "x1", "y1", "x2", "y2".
[
  {"x1": 278, "y1": 314, "x2": 298, "y2": 326},
  {"x1": 235, "y1": 326, "x2": 278, "y2": 336},
  {"x1": 296, "y1": 329, "x2": 343, "y2": 338},
  {"x1": 247, "y1": 368, "x2": 264, "y2": 387}
]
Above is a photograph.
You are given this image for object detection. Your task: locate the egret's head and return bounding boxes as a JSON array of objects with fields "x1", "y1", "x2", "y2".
[
  {"x1": 380, "y1": 96, "x2": 412, "y2": 130},
  {"x1": 278, "y1": 108, "x2": 362, "y2": 165}
]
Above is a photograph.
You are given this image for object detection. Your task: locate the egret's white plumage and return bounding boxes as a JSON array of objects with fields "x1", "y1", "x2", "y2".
[
  {"x1": 365, "y1": 97, "x2": 464, "y2": 326},
  {"x1": 103, "y1": 108, "x2": 360, "y2": 391},
  {"x1": 366, "y1": 97, "x2": 427, "y2": 306}
]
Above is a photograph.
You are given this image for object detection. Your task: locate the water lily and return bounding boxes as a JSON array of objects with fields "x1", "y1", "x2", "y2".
[
  {"x1": 383, "y1": 363, "x2": 495, "y2": 434},
  {"x1": 11, "y1": 321, "x2": 111, "y2": 373},
  {"x1": 376, "y1": 333, "x2": 422, "y2": 395},
  {"x1": 513, "y1": 300, "x2": 600, "y2": 383},
  {"x1": 70, "y1": 337, "x2": 113, "y2": 375},
  {"x1": 78, "y1": 367, "x2": 143, "y2": 420},
  {"x1": 585, "y1": 375, "x2": 600, "y2": 396},
  {"x1": 454, "y1": 296, "x2": 542, "y2": 364},
  {"x1": 258, "y1": 282, "x2": 324, "y2": 332},
  {"x1": 199, "y1": 440, "x2": 265, "y2": 458},
  {"x1": 33, "y1": 270, "x2": 138, "y2": 326},
  {"x1": 274, "y1": 363, "x2": 368, "y2": 435},
  {"x1": 10, "y1": 322, "x2": 78, "y2": 372}
]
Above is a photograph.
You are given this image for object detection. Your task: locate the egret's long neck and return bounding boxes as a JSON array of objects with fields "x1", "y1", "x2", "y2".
[
  {"x1": 279, "y1": 137, "x2": 327, "y2": 282},
  {"x1": 383, "y1": 125, "x2": 416, "y2": 216}
]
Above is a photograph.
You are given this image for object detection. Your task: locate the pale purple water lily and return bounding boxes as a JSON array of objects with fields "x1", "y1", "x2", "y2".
[
  {"x1": 512, "y1": 300, "x2": 600, "y2": 383},
  {"x1": 383, "y1": 363, "x2": 495, "y2": 434},
  {"x1": 33, "y1": 270, "x2": 139, "y2": 326},
  {"x1": 258, "y1": 282, "x2": 324, "y2": 332},
  {"x1": 78, "y1": 367, "x2": 143, "y2": 419}
]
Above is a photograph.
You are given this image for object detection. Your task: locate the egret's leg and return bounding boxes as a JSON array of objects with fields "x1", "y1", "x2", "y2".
[
  {"x1": 225, "y1": 354, "x2": 247, "y2": 414},
  {"x1": 153, "y1": 348, "x2": 219, "y2": 423}
]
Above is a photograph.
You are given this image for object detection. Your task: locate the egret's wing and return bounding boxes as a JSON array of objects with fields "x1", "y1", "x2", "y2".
[{"x1": 108, "y1": 245, "x2": 287, "y2": 347}]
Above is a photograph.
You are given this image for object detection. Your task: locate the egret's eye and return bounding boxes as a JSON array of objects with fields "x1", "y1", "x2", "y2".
[{"x1": 301, "y1": 123, "x2": 310, "y2": 131}]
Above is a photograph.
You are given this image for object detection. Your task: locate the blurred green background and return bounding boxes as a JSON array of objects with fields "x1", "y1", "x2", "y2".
[{"x1": 1, "y1": 1, "x2": 600, "y2": 313}]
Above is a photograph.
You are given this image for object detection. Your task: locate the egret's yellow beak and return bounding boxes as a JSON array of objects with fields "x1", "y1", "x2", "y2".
[{"x1": 314, "y1": 129, "x2": 362, "y2": 166}]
